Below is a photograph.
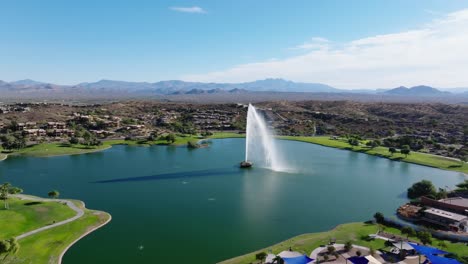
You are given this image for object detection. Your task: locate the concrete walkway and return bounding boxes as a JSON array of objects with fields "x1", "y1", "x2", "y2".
[{"x1": 14, "y1": 194, "x2": 85, "y2": 240}]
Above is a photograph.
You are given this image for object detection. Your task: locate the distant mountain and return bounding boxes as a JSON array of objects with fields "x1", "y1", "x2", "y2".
[
  {"x1": 10, "y1": 79, "x2": 45, "y2": 86},
  {"x1": 2, "y1": 79, "x2": 466, "y2": 101},
  {"x1": 66, "y1": 78, "x2": 341, "y2": 94},
  {"x1": 234, "y1": 78, "x2": 339, "y2": 93},
  {"x1": 383, "y1": 85, "x2": 451, "y2": 96}
]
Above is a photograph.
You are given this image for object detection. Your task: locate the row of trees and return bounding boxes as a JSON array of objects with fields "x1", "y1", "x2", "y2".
[
  {"x1": 375, "y1": 212, "x2": 434, "y2": 245},
  {"x1": 407, "y1": 180, "x2": 448, "y2": 199},
  {"x1": 0, "y1": 134, "x2": 26, "y2": 151}
]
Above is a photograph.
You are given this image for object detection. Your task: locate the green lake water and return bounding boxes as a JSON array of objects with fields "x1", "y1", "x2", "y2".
[{"x1": 0, "y1": 138, "x2": 465, "y2": 263}]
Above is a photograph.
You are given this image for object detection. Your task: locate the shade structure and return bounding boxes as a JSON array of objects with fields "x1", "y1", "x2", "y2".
[
  {"x1": 282, "y1": 255, "x2": 314, "y2": 264},
  {"x1": 426, "y1": 254, "x2": 461, "y2": 264},
  {"x1": 365, "y1": 255, "x2": 383, "y2": 264},
  {"x1": 409, "y1": 243, "x2": 448, "y2": 256},
  {"x1": 348, "y1": 256, "x2": 370, "y2": 264}
]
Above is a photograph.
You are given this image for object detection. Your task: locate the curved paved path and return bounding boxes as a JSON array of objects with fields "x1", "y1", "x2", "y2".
[
  {"x1": 14, "y1": 194, "x2": 85, "y2": 240},
  {"x1": 310, "y1": 244, "x2": 383, "y2": 259}
]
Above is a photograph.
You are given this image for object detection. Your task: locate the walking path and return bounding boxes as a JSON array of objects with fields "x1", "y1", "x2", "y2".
[
  {"x1": 310, "y1": 244, "x2": 382, "y2": 259},
  {"x1": 14, "y1": 194, "x2": 85, "y2": 240}
]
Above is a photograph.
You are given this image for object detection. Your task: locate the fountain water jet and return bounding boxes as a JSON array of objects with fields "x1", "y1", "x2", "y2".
[{"x1": 240, "y1": 104, "x2": 289, "y2": 171}]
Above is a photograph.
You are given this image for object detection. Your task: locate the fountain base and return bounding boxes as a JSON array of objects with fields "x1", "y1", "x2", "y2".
[{"x1": 240, "y1": 161, "x2": 253, "y2": 168}]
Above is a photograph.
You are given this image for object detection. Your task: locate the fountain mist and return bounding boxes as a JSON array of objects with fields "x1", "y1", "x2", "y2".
[{"x1": 244, "y1": 104, "x2": 289, "y2": 172}]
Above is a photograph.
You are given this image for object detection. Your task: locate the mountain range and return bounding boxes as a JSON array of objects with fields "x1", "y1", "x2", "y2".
[{"x1": 1, "y1": 78, "x2": 467, "y2": 97}]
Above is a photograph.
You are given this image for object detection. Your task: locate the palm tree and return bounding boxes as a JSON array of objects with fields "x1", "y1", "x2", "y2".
[
  {"x1": 0, "y1": 183, "x2": 11, "y2": 209},
  {"x1": 48, "y1": 190, "x2": 60, "y2": 199},
  {"x1": 0, "y1": 183, "x2": 22, "y2": 210}
]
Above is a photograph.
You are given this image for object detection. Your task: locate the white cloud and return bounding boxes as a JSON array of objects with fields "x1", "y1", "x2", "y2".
[
  {"x1": 290, "y1": 37, "x2": 330, "y2": 50},
  {"x1": 170, "y1": 6, "x2": 206, "y2": 14},
  {"x1": 182, "y1": 9, "x2": 468, "y2": 89}
]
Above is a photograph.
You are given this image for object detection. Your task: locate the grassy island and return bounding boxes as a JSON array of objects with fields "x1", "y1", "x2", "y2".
[
  {"x1": 0, "y1": 196, "x2": 110, "y2": 263},
  {"x1": 219, "y1": 222, "x2": 468, "y2": 264}
]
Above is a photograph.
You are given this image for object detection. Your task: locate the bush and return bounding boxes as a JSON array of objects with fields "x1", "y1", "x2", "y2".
[
  {"x1": 417, "y1": 231, "x2": 432, "y2": 245},
  {"x1": 344, "y1": 241, "x2": 353, "y2": 252},
  {"x1": 407, "y1": 180, "x2": 436, "y2": 199},
  {"x1": 374, "y1": 212, "x2": 385, "y2": 223},
  {"x1": 187, "y1": 140, "x2": 200, "y2": 149},
  {"x1": 69, "y1": 137, "x2": 79, "y2": 145},
  {"x1": 255, "y1": 252, "x2": 267, "y2": 261}
]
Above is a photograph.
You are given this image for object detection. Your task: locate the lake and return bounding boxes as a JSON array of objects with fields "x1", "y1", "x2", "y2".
[{"x1": 0, "y1": 138, "x2": 465, "y2": 263}]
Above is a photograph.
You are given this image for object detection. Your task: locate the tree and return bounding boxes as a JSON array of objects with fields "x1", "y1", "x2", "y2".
[
  {"x1": 435, "y1": 188, "x2": 448, "y2": 199},
  {"x1": 344, "y1": 241, "x2": 353, "y2": 252},
  {"x1": 0, "y1": 238, "x2": 19, "y2": 260},
  {"x1": 407, "y1": 180, "x2": 437, "y2": 199},
  {"x1": 437, "y1": 241, "x2": 447, "y2": 249},
  {"x1": 401, "y1": 226, "x2": 415, "y2": 239},
  {"x1": 401, "y1": 145, "x2": 411, "y2": 157},
  {"x1": 327, "y1": 245, "x2": 336, "y2": 255},
  {"x1": 69, "y1": 136, "x2": 79, "y2": 145},
  {"x1": 455, "y1": 180, "x2": 468, "y2": 192},
  {"x1": 348, "y1": 138, "x2": 359, "y2": 146},
  {"x1": 366, "y1": 140, "x2": 380, "y2": 148},
  {"x1": 389, "y1": 147, "x2": 397, "y2": 156},
  {"x1": 1, "y1": 134, "x2": 26, "y2": 150},
  {"x1": 48, "y1": 190, "x2": 60, "y2": 199},
  {"x1": 417, "y1": 231, "x2": 432, "y2": 245},
  {"x1": 356, "y1": 250, "x2": 362, "y2": 256},
  {"x1": 0, "y1": 183, "x2": 23, "y2": 210},
  {"x1": 256, "y1": 252, "x2": 267, "y2": 262},
  {"x1": 374, "y1": 212, "x2": 385, "y2": 224},
  {"x1": 165, "y1": 134, "x2": 176, "y2": 144},
  {"x1": 323, "y1": 254, "x2": 329, "y2": 261},
  {"x1": 187, "y1": 140, "x2": 200, "y2": 149},
  {"x1": 0, "y1": 240, "x2": 10, "y2": 258}
]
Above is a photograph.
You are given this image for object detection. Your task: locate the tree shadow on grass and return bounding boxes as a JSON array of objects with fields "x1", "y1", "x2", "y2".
[{"x1": 24, "y1": 201, "x2": 42, "y2": 206}]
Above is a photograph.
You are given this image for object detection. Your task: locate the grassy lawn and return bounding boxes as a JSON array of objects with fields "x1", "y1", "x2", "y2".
[
  {"x1": 1, "y1": 134, "x2": 204, "y2": 159},
  {"x1": 208, "y1": 132, "x2": 245, "y2": 139},
  {"x1": 0, "y1": 198, "x2": 76, "y2": 240},
  {"x1": 9, "y1": 142, "x2": 111, "y2": 158},
  {"x1": 219, "y1": 222, "x2": 468, "y2": 264},
  {"x1": 280, "y1": 136, "x2": 468, "y2": 174},
  {"x1": 105, "y1": 134, "x2": 203, "y2": 147},
  {"x1": 0, "y1": 198, "x2": 110, "y2": 264}
]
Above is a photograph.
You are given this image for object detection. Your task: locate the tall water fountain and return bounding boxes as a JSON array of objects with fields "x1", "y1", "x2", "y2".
[{"x1": 240, "y1": 104, "x2": 288, "y2": 171}]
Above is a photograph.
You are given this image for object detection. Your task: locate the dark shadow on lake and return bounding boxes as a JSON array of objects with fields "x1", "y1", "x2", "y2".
[{"x1": 92, "y1": 168, "x2": 239, "y2": 184}]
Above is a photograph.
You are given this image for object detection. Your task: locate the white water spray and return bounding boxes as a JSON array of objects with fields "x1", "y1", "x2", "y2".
[{"x1": 244, "y1": 104, "x2": 289, "y2": 172}]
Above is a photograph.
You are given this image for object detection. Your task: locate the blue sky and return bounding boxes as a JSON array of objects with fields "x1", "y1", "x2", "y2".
[{"x1": 1, "y1": 0, "x2": 468, "y2": 88}]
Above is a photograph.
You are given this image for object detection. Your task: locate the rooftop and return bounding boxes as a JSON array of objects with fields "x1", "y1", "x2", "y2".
[
  {"x1": 424, "y1": 208, "x2": 467, "y2": 222},
  {"x1": 439, "y1": 197, "x2": 468, "y2": 208}
]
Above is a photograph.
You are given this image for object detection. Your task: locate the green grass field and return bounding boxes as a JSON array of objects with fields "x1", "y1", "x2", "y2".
[
  {"x1": 219, "y1": 222, "x2": 468, "y2": 264},
  {"x1": 208, "y1": 132, "x2": 245, "y2": 139},
  {"x1": 0, "y1": 198, "x2": 76, "y2": 240},
  {"x1": 280, "y1": 136, "x2": 468, "y2": 174},
  {"x1": 0, "y1": 197, "x2": 110, "y2": 264}
]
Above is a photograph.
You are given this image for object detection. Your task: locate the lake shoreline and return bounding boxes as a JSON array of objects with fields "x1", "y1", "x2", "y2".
[
  {"x1": 1, "y1": 133, "x2": 466, "y2": 174},
  {"x1": 58, "y1": 211, "x2": 112, "y2": 264}
]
